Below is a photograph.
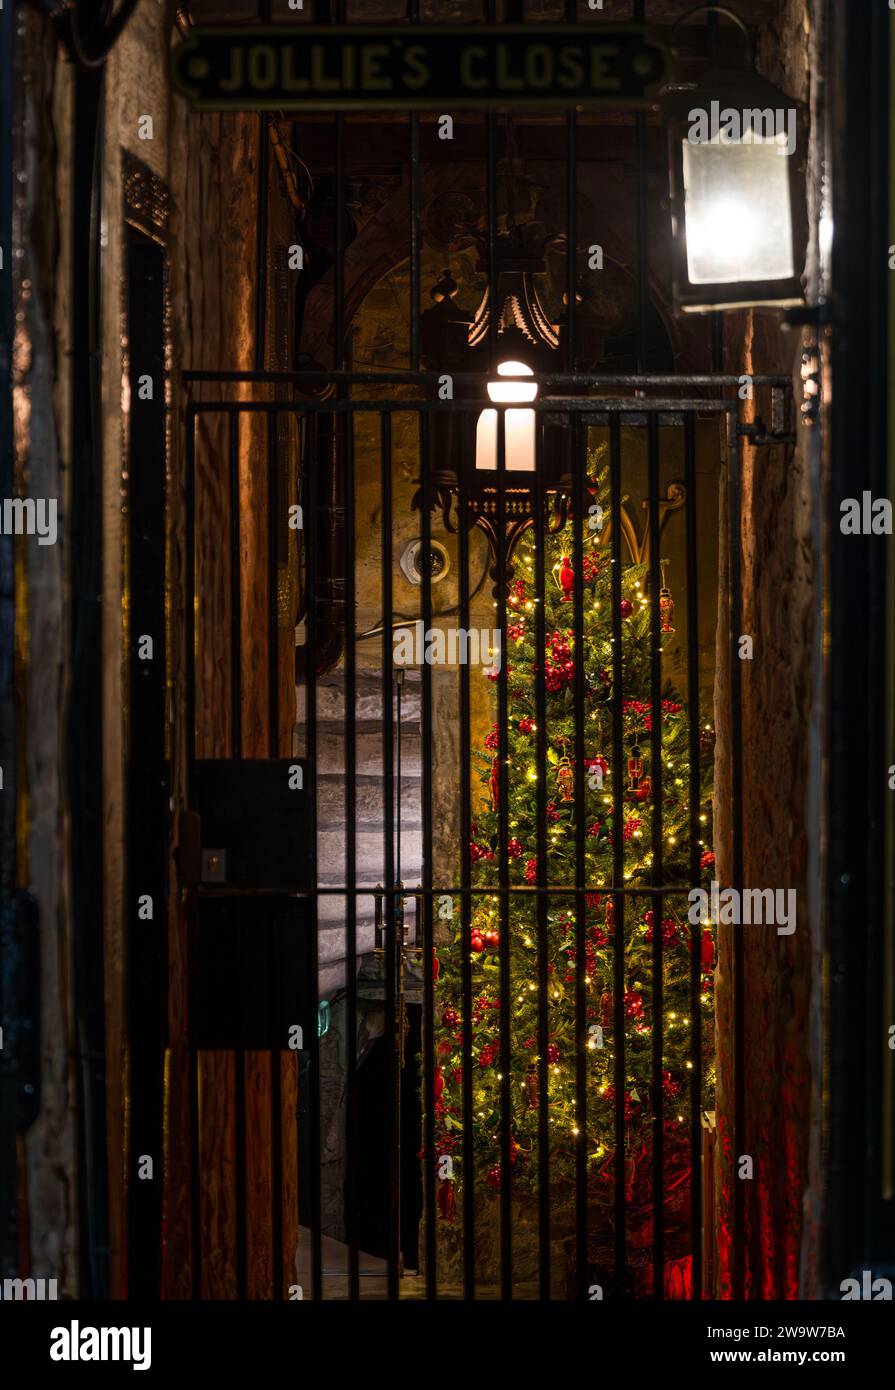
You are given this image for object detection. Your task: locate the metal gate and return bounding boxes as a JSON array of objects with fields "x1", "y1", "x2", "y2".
[{"x1": 180, "y1": 368, "x2": 791, "y2": 1299}]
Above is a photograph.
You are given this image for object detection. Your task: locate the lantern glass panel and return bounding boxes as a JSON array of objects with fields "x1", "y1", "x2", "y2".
[
  {"x1": 475, "y1": 361, "x2": 538, "y2": 472},
  {"x1": 681, "y1": 134, "x2": 794, "y2": 285}
]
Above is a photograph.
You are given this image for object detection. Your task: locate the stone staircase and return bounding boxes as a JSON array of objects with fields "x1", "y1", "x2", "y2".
[{"x1": 295, "y1": 669, "x2": 423, "y2": 996}]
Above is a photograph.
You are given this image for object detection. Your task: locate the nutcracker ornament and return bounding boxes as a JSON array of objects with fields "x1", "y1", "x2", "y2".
[{"x1": 627, "y1": 740, "x2": 644, "y2": 794}]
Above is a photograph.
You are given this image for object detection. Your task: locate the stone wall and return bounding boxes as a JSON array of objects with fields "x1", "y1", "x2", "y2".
[{"x1": 712, "y1": 0, "x2": 825, "y2": 1299}]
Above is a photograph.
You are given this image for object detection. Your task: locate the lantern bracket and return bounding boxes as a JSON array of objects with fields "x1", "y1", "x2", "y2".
[{"x1": 668, "y1": 4, "x2": 753, "y2": 66}]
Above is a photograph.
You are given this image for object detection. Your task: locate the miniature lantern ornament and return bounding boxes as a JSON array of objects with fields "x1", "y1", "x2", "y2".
[
  {"x1": 556, "y1": 751, "x2": 575, "y2": 802},
  {"x1": 664, "y1": 5, "x2": 807, "y2": 311}
]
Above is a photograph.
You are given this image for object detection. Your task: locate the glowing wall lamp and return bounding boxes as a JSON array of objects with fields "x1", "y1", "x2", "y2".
[{"x1": 665, "y1": 5, "x2": 807, "y2": 311}]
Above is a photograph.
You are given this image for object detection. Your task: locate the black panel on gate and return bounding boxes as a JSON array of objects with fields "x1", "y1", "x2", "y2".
[
  {"x1": 191, "y1": 894, "x2": 315, "y2": 1301},
  {"x1": 193, "y1": 896, "x2": 314, "y2": 1051},
  {"x1": 194, "y1": 759, "x2": 312, "y2": 893}
]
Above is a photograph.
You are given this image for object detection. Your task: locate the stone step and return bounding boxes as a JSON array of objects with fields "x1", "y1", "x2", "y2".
[
  {"x1": 315, "y1": 893, "x2": 379, "y2": 925},
  {"x1": 296, "y1": 677, "x2": 422, "y2": 724},
  {"x1": 318, "y1": 827, "x2": 422, "y2": 875},
  {"x1": 317, "y1": 921, "x2": 377, "y2": 965},
  {"x1": 316, "y1": 776, "x2": 421, "y2": 827},
  {"x1": 295, "y1": 729, "x2": 422, "y2": 778}
]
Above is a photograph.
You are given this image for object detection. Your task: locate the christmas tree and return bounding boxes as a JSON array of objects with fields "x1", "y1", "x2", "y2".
[{"x1": 432, "y1": 442, "x2": 715, "y2": 1255}]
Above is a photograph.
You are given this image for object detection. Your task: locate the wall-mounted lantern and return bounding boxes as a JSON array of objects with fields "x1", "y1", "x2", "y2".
[
  {"x1": 665, "y1": 5, "x2": 807, "y2": 312},
  {"x1": 419, "y1": 231, "x2": 574, "y2": 562}
]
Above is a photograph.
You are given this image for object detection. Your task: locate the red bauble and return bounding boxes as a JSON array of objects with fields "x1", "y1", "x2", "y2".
[
  {"x1": 624, "y1": 990, "x2": 644, "y2": 1019},
  {"x1": 487, "y1": 1164, "x2": 502, "y2": 1189},
  {"x1": 518, "y1": 716, "x2": 535, "y2": 734},
  {"x1": 507, "y1": 837, "x2": 523, "y2": 859},
  {"x1": 701, "y1": 931, "x2": 715, "y2": 968},
  {"x1": 620, "y1": 598, "x2": 634, "y2": 618},
  {"x1": 470, "y1": 932, "x2": 485, "y2": 953},
  {"x1": 433, "y1": 1068, "x2": 445, "y2": 1099},
  {"x1": 442, "y1": 1007, "x2": 459, "y2": 1027},
  {"x1": 484, "y1": 930, "x2": 500, "y2": 950},
  {"x1": 547, "y1": 1043, "x2": 560, "y2": 1065},
  {"x1": 432, "y1": 950, "x2": 440, "y2": 981},
  {"x1": 524, "y1": 857, "x2": 538, "y2": 885}
]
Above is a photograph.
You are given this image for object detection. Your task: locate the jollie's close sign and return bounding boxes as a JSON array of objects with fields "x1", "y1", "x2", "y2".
[{"x1": 171, "y1": 26, "x2": 667, "y2": 112}]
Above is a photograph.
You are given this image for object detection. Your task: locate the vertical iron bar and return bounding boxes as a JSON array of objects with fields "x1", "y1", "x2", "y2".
[
  {"x1": 235, "y1": 911, "x2": 248, "y2": 1300},
  {"x1": 684, "y1": 411, "x2": 703, "y2": 1300},
  {"x1": 458, "y1": 417, "x2": 475, "y2": 1300},
  {"x1": 565, "y1": 104, "x2": 577, "y2": 374},
  {"x1": 496, "y1": 410, "x2": 512, "y2": 1300},
  {"x1": 728, "y1": 413, "x2": 746, "y2": 1299},
  {"x1": 487, "y1": 113, "x2": 498, "y2": 358},
  {"x1": 188, "y1": 918, "x2": 202, "y2": 1300},
  {"x1": 420, "y1": 413, "x2": 436, "y2": 1297},
  {"x1": 381, "y1": 413, "x2": 400, "y2": 1300},
  {"x1": 334, "y1": 116, "x2": 345, "y2": 372},
  {"x1": 486, "y1": 0, "x2": 506, "y2": 1294},
  {"x1": 572, "y1": 415, "x2": 588, "y2": 1297},
  {"x1": 647, "y1": 412, "x2": 664, "y2": 1297},
  {"x1": 533, "y1": 421, "x2": 551, "y2": 1300},
  {"x1": 255, "y1": 121, "x2": 269, "y2": 372},
  {"x1": 185, "y1": 408, "x2": 197, "y2": 790},
  {"x1": 269, "y1": 412, "x2": 283, "y2": 1295},
  {"x1": 268, "y1": 412, "x2": 279, "y2": 754},
  {"x1": 410, "y1": 116, "x2": 421, "y2": 372},
  {"x1": 270, "y1": 912, "x2": 283, "y2": 1299},
  {"x1": 186, "y1": 409, "x2": 200, "y2": 1299},
  {"x1": 305, "y1": 411, "x2": 323, "y2": 1301},
  {"x1": 230, "y1": 414, "x2": 242, "y2": 758},
  {"x1": 410, "y1": 59, "x2": 421, "y2": 375},
  {"x1": 333, "y1": 4, "x2": 345, "y2": 372},
  {"x1": 344, "y1": 407, "x2": 360, "y2": 1301},
  {"x1": 609, "y1": 414, "x2": 627, "y2": 1295},
  {"x1": 633, "y1": 0, "x2": 648, "y2": 373}
]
